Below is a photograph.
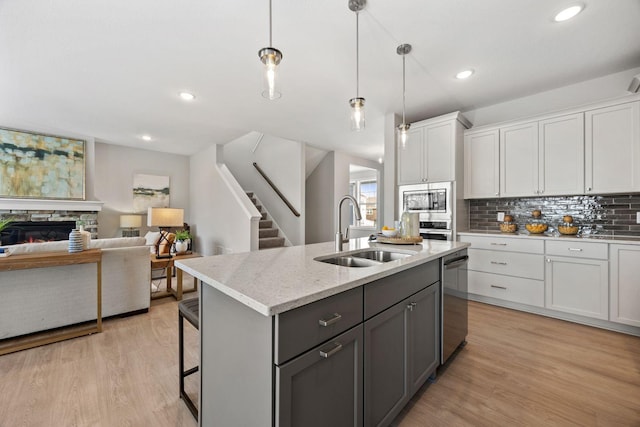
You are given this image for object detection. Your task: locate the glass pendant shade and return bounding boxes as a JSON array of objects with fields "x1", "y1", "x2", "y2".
[
  {"x1": 259, "y1": 47, "x2": 282, "y2": 100},
  {"x1": 397, "y1": 123, "x2": 410, "y2": 149},
  {"x1": 350, "y1": 97, "x2": 365, "y2": 131}
]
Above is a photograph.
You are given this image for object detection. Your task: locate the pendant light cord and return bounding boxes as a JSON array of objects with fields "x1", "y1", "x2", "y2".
[
  {"x1": 402, "y1": 54, "x2": 406, "y2": 125},
  {"x1": 269, "y1": 0, "x2": 273, "y2": 47},
  {"x1": 356, "y1": 11, "x2": 360, "y2": 98}
]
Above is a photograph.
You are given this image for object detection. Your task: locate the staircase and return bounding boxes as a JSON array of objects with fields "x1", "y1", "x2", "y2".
[{"x1": 247, "y1": 192, "x2": 286, "y2": 249}]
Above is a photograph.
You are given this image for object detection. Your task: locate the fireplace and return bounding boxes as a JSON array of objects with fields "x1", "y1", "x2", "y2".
[{"x1": 0, "y1": 221, "x2": 76, "y2": 246}]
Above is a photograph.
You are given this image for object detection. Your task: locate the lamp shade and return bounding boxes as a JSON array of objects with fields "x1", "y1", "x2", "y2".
[
  {"x1": 147, "y1": 207, "x2": 184, "y2": 227},
  {"x1": 120, "y1": 214, "x2": 142, "y2": 228}
]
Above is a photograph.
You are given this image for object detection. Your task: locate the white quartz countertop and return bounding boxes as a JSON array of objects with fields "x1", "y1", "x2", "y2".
[
  {"x1": 458, "y1": 230, "x2": 640, "y2": 244},
  {"x1": 176, "y1": 238, "x2": 469, "y2": 317}
]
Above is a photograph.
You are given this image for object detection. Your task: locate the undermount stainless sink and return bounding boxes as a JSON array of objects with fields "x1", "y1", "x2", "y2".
[{"x1": 315, "y1": 248, "x2": 414, "y2": 267}]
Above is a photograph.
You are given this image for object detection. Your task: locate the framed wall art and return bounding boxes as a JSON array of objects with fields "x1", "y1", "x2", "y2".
[
  {"x1": 133, "y1": 173, "x2": 170, "y2": 213},
  {"x1": 0, "y1": 127, "x2": 85, "y2": 200}
]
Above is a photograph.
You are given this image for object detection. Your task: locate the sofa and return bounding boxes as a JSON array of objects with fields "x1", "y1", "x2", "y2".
[{"x1": 0, "y1": 237, "x2": 150, "y2": 340}]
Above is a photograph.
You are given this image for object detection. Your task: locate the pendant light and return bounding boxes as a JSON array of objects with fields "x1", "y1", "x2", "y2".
[
  {"x1": 397, "y1": 43, "x2": 412, "y2": 148},
  {"x1": 348, "y1": 0, "x2": 366, "y2": 131},
  {"x1": 258, "y1": 0, "x2": 283, "y2": 100}
]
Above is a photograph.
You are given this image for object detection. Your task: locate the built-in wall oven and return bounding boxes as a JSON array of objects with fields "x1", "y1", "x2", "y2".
[
  {"x1": 441, "y1": 249, "x2": 468, "y2": 364},
  {"x1": 399, "y1": 182, "x2": 452, "y2": 240}
]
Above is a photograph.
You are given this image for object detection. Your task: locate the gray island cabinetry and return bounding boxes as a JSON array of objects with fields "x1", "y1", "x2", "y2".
[{"x1": 177, "y1": 239, "x2": 467, "y2": 427}]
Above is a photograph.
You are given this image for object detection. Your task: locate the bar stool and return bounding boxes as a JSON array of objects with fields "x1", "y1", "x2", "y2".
[{"x1": 178, "y1": 297, "x2": 199, "y2": 419}]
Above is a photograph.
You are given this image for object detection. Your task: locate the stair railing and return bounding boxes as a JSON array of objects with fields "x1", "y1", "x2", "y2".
[{"x1": 253, "y1": 162, "x2": 301, "y2": 217}]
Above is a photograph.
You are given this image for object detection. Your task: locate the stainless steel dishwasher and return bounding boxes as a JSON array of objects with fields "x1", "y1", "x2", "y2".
[{"x1": 441, "y1": 249, "x2": 468, "y2": 364}]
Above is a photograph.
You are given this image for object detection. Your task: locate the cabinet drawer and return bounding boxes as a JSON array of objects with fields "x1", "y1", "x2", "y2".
[
  {"x1": 459, "y1": 235, "x2": 544, "y2": 254},
  {"x1": 275, "y1": 287, "x2": 363, "y2": 364},
  {"x1": 468, "y1": 271, "x2": 544, "y2": 307},
  {"x1": 364, "y1": 260, "x2": 439, "y2": 320},
  {"x1": 545, "y1": 240, "x2": 608, "y2": 259},
  {"x1": 468, "y1": 249, "x2": 544, "y2": 280}
]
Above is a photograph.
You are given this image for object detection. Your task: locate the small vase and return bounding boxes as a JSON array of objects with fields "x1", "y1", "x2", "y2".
[
  {"x1": 69, "y1": 229, "x2": 83, "y2": 253},
  {"x1": 78, "y1": 225, "x2": 91, "y2": 250}
]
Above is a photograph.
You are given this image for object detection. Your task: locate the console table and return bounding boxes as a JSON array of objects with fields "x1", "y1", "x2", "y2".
[
  {"x1": 150, "y1": 252, "x2": 201, "y2": 301},
  {"x1": 0, "y1": 248, "x2": 102, "y2": 356}
]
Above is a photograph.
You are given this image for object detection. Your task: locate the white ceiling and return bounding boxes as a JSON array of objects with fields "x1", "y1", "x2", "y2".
[{"x1": 1, "y1": 0, "x2": 639, "y2": 160}]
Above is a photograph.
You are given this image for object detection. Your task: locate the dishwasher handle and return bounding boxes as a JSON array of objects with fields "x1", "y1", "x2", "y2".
[{"x1": 444, "y1": 255, "x2": 469, "y2": 269}]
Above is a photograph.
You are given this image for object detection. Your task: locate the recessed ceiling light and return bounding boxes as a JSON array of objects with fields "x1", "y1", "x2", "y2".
[
  {"x1": 554, "y1": 4, "x2": 583, "y2": 22},
  {"x1": 142, "y1": 135, "x2": 152, "y2": 141},
  {"x1": 456, "y1": 69, "x2": 474, "y2": 80},
  {"x1": 179, "y1": 92, "x2": 195, "y2": 101}
]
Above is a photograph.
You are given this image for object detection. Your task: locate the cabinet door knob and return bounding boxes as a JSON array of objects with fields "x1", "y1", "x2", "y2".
[
  {"x1": 318, "y1": 313, "x2": 342, "y2": 327},
  {"x1": 587, "y1": 187, "x2": 592, "y2": 191},
  {"x1": 495, "y1": 192, "x2": 499, "y2": 196},
  {"x1": 319, "y1": 342, "x2": 343, "y2": 359}
]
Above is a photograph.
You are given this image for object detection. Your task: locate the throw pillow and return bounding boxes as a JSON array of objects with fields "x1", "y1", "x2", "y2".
[
  {"x1": 158, "y1": 231, "x2": 175, "y2": 255},
  {"x1": 144, "y1": 231, "x2": 161, "y2": 246}
]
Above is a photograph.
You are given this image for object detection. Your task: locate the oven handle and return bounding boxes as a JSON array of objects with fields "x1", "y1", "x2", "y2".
[{"x1": 443, "y1": 255, "x2": 469, "y2": 269}]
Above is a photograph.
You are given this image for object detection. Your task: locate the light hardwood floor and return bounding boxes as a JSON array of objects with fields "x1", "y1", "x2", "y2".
[{"x1": 1, "y1": 299, "x2": 638, "y2": 426}]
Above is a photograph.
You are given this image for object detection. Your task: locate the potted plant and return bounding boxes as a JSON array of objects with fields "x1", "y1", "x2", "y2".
[
  {"x1": 0, "y1": 218, "x2": 13, "y2": 246},
  {"x1": 174, "y1": 229, "x2": 191, "y2": 254}
]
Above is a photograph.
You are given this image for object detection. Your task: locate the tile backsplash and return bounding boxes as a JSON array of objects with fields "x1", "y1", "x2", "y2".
[{"x1": 469, "y1": 194, "x2": 640, "y2": 237}]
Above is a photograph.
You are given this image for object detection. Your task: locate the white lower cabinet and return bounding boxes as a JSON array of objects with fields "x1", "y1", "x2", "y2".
[
  {"x1": 468, "y1": 271, "x2": 544, "y2": 307},
  {"x1": 460, "y1": 235, "x2": 545, "y2": 307},
  {"x1": 460, "y1": 233, "x2": 640, "y2": 334},
  {"x1": 610, "y1": 244, "x2": 640, "y2": 327},
  {"x1": 545, "y1": 256, "x2": 609, "y2": 320}
]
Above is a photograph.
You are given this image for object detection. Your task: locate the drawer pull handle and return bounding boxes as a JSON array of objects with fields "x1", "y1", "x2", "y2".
[
  {"x1": 490, "y1": 261, "x2": 508, "y2": 265},
  {"x1": 491, "y1": 285, "x2": 507, "y2": 290},
  {"x1": 568, "y1": 248, "x2": 583, "y2": 252},
  {"x1": 490, "y1": 243, "x2": 507, "y2": 246},
  {"x1": 319, "y1": 342, "x2": 343, "y2": 359},
  {"x1": 319, "y1": 313, "x2": 342, "y2": 327}
]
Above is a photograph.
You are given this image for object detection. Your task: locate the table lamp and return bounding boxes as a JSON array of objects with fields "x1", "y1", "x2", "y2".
[
  {"x1": 147, "y1": 207, "x2": 184, "y2": 258},
  {"x1": 120, "y1": 214, "x2": 142, "y2": 237}
]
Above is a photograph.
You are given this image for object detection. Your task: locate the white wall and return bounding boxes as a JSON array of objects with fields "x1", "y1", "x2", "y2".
[
  {"x1": 463, "y1": 66, "x2": 640, "y2": 127},
  {"x1": 305, "y1": 151, "x2": 335, "y2": 244},
  {"x1": 224, "y1": 132, "x2": 305, "y2": 246},
  {"x1": 189, "y1": 144, "x2": 260, "y2": 256},
  {"x1": 94, "y1": 142, "x2": 190, "y2": 238}
]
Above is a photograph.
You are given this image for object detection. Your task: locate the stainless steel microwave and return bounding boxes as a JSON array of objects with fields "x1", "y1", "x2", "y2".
[{"x1": 399, "y1": 182, "x2": 452, "y2": 216}]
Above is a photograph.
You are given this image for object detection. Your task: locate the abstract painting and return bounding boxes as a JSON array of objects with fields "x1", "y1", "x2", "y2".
[
  {"x1": 0, "y1": 127, "x2": 85, "y2": 199},
  {"x1": 133, "y1": 174, "x2": 169, "y2": 213}
]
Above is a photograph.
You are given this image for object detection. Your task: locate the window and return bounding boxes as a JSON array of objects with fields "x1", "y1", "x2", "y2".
[{"x1": 350, "y1": 165, "x2": 378, "y2": 227}]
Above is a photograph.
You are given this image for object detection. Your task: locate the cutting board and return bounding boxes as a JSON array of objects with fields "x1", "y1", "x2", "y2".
[{"x1": 376, "y1": 235, "x2": 423, "y2": 245}]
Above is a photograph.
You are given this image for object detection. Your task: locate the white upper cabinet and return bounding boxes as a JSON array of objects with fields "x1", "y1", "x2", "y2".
[
  {"x1": 464, "y1": 129, "x2": 500, "y2": 198},
  {"x1": 538, "y1": 113, "x2": 585, "y2": 196},
  {"x1": 499, "y1": 121, "x2": 538, "y2": 198},
  {"x1": 397, "y1": 112, "x2": 468, "y2": 185},
  {"x1": 585, "y1": 101, "x2": 640, "y2": 194},
  {"x1": 463, "y1": 95, "x2": 640, "y2": 199}
]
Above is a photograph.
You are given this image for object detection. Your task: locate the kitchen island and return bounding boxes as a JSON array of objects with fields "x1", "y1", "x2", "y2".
[{"x1": 176, "y1": 238, "x2": 469, "y2": 427}]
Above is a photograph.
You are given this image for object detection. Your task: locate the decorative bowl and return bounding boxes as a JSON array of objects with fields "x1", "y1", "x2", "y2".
[
  {"x1": 558, "y1": 224, "x2": 579, "y2": 235},
  {"x1": 499, "y1": 223, "x2": 518, "y2": 233},
  {"x1": 525, "y1": 223, "x2": 548, "y2": 234},
  {"x1": 381, "y1": 228, "x2": 398, "y2": 237}
]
